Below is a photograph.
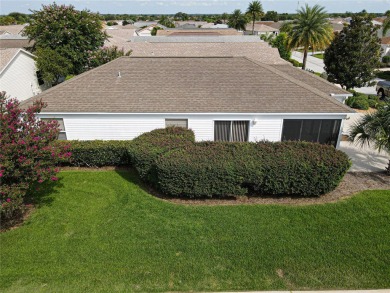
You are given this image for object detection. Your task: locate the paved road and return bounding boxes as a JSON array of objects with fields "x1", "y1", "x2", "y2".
[{"x1": 291, "y1": 51, "x2": 326, "y2": 73}]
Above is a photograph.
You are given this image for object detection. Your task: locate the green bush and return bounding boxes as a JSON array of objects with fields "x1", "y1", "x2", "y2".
[
  {"x1": 345, "y1": 95, "x2": 369, "y2": 110},
  {"x1": 55, "y1": 140, "x2": 132, "y2": 167},
  {"x1": 128, "y1": 127, "x2": 195, "y2": 183},
  {"x1": 155, "y1": 141, "x2": 351, "y2": 198},
  {"x1": 289, "y1": 59, "x2": 303, "y2": 67},
  {"x1": 382, "y1": 56, "x2": 390, "y2": 64}
]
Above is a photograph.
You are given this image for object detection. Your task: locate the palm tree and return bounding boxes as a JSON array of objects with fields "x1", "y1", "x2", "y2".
[
  {"x1": 349, "y1": 102, "x2": 390, "y2": 174},
  {"x1": 287, "y1": 4, "x2": 333, "y2": 70},
  {"x1": 382, "y1": 10, "x2": 390, "y2": 36},
  {"x1": 246, "y1": 1, "x2": 264, "y2": 35},
  {"x1": 228, "y1": 9, "x2": 248, "y2": 31}
]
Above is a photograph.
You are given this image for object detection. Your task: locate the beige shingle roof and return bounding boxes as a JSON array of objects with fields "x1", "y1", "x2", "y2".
[
  {"x1": 245, "y1": 23, "x2": 278, "y2": 32},
  {"x1": 0, "y1": 25, "x2": 26, "y2": 35},
  {"x1": 21, "y1": 57, "x2": 353, "y2": 114},
  {"x1": 120, "y1": 42, "x2": 287, "y2": 65},
  {"x1": 0, "y1": 48, "x2": 20, "y2": 72}
]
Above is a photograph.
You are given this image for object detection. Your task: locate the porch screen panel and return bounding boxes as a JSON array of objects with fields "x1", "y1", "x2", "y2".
[
  {"x1": 214, "y1": 121, "x2": 231, "y2": 142},
  {"x1": 231, "y1": 121, "x2": 249, "y2": 142},
  {"x1": 301, "y1": 120, "x2": 321, "y2": 142},
  {"x1": 281, "y1": 120, "x2": 302, "y2": 141}
]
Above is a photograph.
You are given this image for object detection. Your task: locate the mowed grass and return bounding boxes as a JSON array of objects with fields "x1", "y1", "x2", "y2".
[
  {"x1": 1, "y1": 171, "x2": 389, "y2": 292},
  {"x1": 312, "y1": 53, "x2": 324, "y2": 59}
]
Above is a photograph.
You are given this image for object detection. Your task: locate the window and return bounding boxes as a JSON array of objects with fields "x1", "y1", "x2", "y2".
[
  {"x1": 214, "y1": 121, "x2": 249, "y2": 142},
  {"x1": 36, "y1": 71, "x2": 45, "y2": 86},
  {"x1": 165, "y1": 119, "x2": 188, "y2": 128},
  {"x1": 41, "y1": 118, "x2": 67, "y2": 140},
  {"x1": 282, "y1": 119, "x2": 341, "y2": 147}
]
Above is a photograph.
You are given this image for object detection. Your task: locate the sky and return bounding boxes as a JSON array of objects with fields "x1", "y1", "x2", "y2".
[{"x1": 1, "y1": 0, "x2": 389, "y2": 15}]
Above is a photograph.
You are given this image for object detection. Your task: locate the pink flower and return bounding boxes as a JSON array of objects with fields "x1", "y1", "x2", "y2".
[
  {"x1": 51, "y1": 176, "x2": 58, "y2": 181},
  {"x1": 6, "y1": 198, "x2": 11, "y2": 202}
]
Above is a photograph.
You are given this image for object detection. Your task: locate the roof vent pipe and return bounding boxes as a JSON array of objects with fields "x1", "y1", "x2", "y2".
[{"x1": 118, "y1": 71, "x2": 121, "y2": 78}]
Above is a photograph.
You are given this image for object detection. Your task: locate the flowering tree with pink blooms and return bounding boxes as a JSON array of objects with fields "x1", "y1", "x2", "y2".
[
  {"x1": 23, "y1": 3, "x2": 107, "y2": 76},
  {"x1": 0, "y1": 92, "x2": 71, "y2": 223}
]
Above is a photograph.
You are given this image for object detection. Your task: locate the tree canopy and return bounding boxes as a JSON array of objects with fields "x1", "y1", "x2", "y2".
[
  {"x1": 228, "y1": 9, "x2": 248, "y2": 31},
  {"x1": 246, "y1": 1, "x2": 264, "y2": 35},
  {"x1": 287, "y1": 4, "x2": 333, "y2": 70},
  {"x1": 324, "y1": 15, "x2": 381, "y2": 90},
  {"x1": 23, "y1": 3, "x2": 107, "y2": 75}
]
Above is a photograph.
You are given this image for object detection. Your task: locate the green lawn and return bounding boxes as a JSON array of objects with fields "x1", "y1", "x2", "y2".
[
  {"x1": 312, "y1": 53, "x2": 324, "y2": 59},
  {"x1": 1, "y1": 171, "x2": 389, "y2": 292}
]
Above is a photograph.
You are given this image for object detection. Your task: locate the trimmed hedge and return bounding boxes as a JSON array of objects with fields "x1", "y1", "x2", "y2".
[
  {"x1": 155, "y1": 141, "x2": 351, "y2": 198},
  {"x1": 127, "y1": 127, "x2": 195, "y2": 184},
  {"x1": 55, "y1": 140, "x2": 132, "y2": 167}
]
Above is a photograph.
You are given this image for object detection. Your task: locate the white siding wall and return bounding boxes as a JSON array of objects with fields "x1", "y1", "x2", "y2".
[
  {"x1": 0, "y1": 51, "x2": 42, "y2": 101},
  {"x1": 39, "y1": 113, "x2": 347, "y2": 146}
]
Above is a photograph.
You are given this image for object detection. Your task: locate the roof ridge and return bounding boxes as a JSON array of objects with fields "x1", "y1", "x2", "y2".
[
  {"x1": 243, "y1": 57, "x2": 354, "y2": 113},
  {"x1": 20, "y1": 56, "x2": 127, "y2": 107},
  {"x1": 273, "y1": 63, "x2": 351, "y2": 95}
]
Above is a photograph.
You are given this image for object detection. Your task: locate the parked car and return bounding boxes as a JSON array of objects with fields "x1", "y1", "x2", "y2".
[{"x1": 376, "y1": 80, "x2": 390, "y2": 99}]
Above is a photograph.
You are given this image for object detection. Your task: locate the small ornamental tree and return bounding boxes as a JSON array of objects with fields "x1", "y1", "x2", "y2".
[
  {"x1": 0, "y1": 92, "x2": 71, "y2": 223},
  {"x1": 324, "y1": 15, "x2": 381, "y2": 90},
  {"x1": 23, "y1": 3, "x2": 107, "y2": 75}
]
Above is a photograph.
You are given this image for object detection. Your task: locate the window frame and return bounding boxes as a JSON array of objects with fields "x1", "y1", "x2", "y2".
[
  {"x1": 165, "y1": 118, "x2": 188, "y2": 129},
  {"x1": 214, "y1": 120, "x2": 250, "y2": 142}
]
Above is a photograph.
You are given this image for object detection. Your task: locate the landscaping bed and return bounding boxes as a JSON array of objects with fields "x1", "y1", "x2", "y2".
[{"x1": 1, "y1": 170, "x2": 389, "y2": 292}]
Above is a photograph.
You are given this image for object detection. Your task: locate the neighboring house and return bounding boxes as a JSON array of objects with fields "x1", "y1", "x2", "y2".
[
  {"x1": 133, "y1": 21, "x2": 158, "y2": 28},
  {"x1": 175, "y1": 21, "x2": 209, "y2": 28},
  {"x1": 0, "y1": 48, "x2": 44, "y2": 100},
  {"x1": 135, "y1": 24, "x2": 167, "y2": 36},
  {"x1": 244, "y1": 24, "x2": 279, "y2": 36},
  {"x1": 381, "y1": 37, "x2": 390, "y2": 58},
  {"x1": 0, "y1": 34, "x2": 33, "y2": 49},
  {"x1": 116, "y1": 42, "x2": 287, "y2": 65},
  {"x1": 21, "y1": 56, "x2": 353, "y2": 148},
  {"x1": 0, "y1": 24, "x2": 27, "y2": 35},
  {"x1": 128, "y1": 36, "x2": 262, "y2": 43},
  {"x1": 156, "y1": 28, "x2": 242, "y2": 36},
  {"x1": 104, "y1": 27, "x2": 137, "y2": 47}
]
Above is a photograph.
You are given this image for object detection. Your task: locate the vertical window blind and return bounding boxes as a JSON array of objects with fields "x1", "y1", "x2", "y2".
[{"x1": 214, "y1": 121, "x2": 249, "y2": 142}]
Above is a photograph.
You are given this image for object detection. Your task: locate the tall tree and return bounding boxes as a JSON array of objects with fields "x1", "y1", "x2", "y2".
[
  {"x1": 382, "y1": 10, "x2": 390, "y2": 36},
  {"x1": 287, "y1": 4, "x2": 333, "y2": 70},
  {"x1": 221, "y1": 13, "x2": 229, "y2": 24},
  {"x1": 324, "y1": 15, "x2": 381, "y2": 90},
  {"x1": 158, "y1": 15, "x2": 175, "y2": 28},
  {"x1": 228, "y1": 9, "x2": 248, "y2": 31},
  {"x1": 246, "y1": 1, "x2": 264, "y2": 35},
  {"x1": 24, "y1": 3, "x2": 107, "y2": 75},
  {"x1": 348, "y1": 101, "x2": 390, "y2": 174}
]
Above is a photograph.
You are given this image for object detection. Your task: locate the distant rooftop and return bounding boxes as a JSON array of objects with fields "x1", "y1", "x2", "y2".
[{"x1": 129, "y1": 36, "x2": 262, "y2": 43}]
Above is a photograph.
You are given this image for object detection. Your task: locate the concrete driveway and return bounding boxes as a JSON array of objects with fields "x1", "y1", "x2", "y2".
[{"x1": 340, "y1": 112, "x2": 389, "y2": 173}]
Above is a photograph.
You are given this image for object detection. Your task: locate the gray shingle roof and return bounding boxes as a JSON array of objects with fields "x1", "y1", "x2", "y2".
[
  {"x1": 22, "y1": 57, "x2": 353, "y2": 114},
  {"x1": 129, "y1": 36, "x2": 262, "y2": 43},
  {"x1": 116, "y1": 42, "x2": 287, "y2": 65}
]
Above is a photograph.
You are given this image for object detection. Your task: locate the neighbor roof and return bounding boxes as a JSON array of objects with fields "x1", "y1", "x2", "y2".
[
  {"x1": 381, "y1": 37, "x2": 390, "y2": 45},
  {"x1": 119, "y1": 42, "x2": 287, "y2": 65},
  {"x1": 0, "y1": 34, "x2": 33, "y2": 48},
  {"x1": 0, "y1": 25, "x2": 26, "y2": 35},
  {"x1": 245, "y1": 23, "x2": 278, "y2": 32},
  {"x1": 0, "y1": 48, "x2": 20, "y2": 72},
  {"x1": 22, "y1": 57, "x2": 353, "y2": 114},
  {"x1": 129, "y1": 36, "x2": 262, "y2": 43},
  {"x1": 157, "y1": 28, "x2": 242, "y2": 36}
]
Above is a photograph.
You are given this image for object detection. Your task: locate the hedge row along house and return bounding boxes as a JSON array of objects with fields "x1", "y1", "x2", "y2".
[{"x1": 21, "y1": 55, "x2": 353, "y2": 148}]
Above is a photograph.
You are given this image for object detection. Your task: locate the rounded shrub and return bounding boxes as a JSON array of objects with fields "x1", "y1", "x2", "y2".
[
  {"x1": 128, "y1": 127, "x2": 195, "y2": 183},
  {"x1": 54, "y1": 140, "x2": 132, "y2": 167},
  {"x1": 155, "y1": 141, "x2": 351, "y2": 198},
  {"x1": 346, "y1": 96, "x2": 369, "y2": 110}
]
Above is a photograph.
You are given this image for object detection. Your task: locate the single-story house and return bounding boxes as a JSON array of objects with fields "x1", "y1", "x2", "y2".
[
  {"x1": 244, "y1": 24, "x2": 279, "y2": 36},
  {"x1": 0, "y1": 48, "x2": 44, "y2": 101},
  {"x1": 156, "y1": 28, "x2": 242, "y2": 36},
  {"x1": 381, "y1": 37, "x2": 390, "y2": 58},
  {"x1": 128, "y1": 35, "x2": 262, "y2": 43},
  {"x1": 135, "y1": 24, "x2": 167, "y2": 36},
  {"x1": 21, "y1": 56, "x2": 353, "y2": 148}
]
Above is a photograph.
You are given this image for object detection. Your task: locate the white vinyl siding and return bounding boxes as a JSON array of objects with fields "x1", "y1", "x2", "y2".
[
  {"x1": 0, "y1": 51, "x2": 43, "y2": 101},
  {"x1": 36, "y1": 113, "x2": 347, "y2": 148}
]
